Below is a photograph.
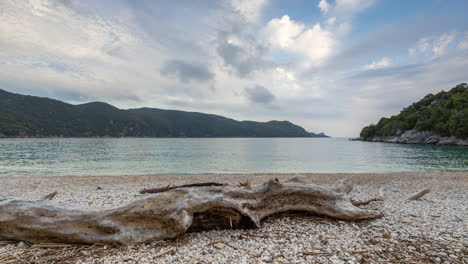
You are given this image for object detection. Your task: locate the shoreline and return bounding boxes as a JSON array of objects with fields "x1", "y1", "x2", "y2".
[
  {"x1": 0, "y1": 136, "x2": 330, "y2": 139},
  {"x1": 351, "y1": 135, "x2": 468, "y2": 147},
  {"x1": 1, "y1": 173, "x2": 466, "y2": 193},
  {"x1": 2, "y1": 171, "x2": 468, "y2": 180},
  {"x1": 351, "y1": 138, "x2": 468, "y2": 147},
  {"x1": 1, "y1": 172, "x2": 467, "y2": 263}
]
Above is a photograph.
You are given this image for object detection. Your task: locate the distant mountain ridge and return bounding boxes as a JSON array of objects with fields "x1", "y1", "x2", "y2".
[
  {"x1": 356, "y1": 83, "x2": 468, "y2": 146},
  {"x1": 0, "y1": 89, "x2": 328, "y2": 138}
]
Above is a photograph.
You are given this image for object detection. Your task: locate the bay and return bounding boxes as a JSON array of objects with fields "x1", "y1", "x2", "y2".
[{"x1": 0, "y1": 137, "x2": 467, "y2": 176}]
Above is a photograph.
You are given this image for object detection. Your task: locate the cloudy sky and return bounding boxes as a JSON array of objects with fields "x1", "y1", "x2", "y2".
[{"x1": 1, "y1": 0, "x2": 467, "y2": 136}]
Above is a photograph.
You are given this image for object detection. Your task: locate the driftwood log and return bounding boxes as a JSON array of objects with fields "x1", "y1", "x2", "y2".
[
  {"x1": 0, "y1": 178, "x2": 381, "y2": 244},
  {"x1": 140, "y1": 182, "x2": 224, "y2": 194},
  {"x1": 42, "y1": 191, "x2": 58, "y2": 201},
  {"x1": 407, "y1": 188, "x2": 430, "y2": 200}
]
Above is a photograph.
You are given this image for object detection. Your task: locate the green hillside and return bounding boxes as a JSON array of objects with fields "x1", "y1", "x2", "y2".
[
  {"x1": 0, "y1": 89, "x2": 327, "y2": 138},
  {"x1": 360, "y1": 83, "x2": 468, "y2": 140}
]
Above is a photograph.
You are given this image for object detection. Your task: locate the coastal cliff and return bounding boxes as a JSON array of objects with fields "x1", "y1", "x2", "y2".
[{"x1": 355, "y1": 83, "x2": 468, "y2": 146}]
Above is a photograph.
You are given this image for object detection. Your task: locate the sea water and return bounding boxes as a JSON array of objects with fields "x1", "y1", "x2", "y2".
[{"x1": 0, "y1": 137, "x2": 467, "y2": 176}]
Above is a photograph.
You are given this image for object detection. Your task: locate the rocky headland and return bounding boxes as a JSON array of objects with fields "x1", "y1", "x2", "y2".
[
  {"x1": 355, "y1": 83, "x2": 467, "y2": 146},
  {"x1": 353, "y1": 129, "x2": 468, "y2": 146}
]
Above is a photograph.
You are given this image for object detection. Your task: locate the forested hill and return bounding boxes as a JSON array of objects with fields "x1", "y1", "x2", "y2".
[
  {"x1": 0, "y1": 89, "x2": 328, "y2": 138},
  {"x1": 359, "y1": 83, "x2": 468, "y2": 144}
]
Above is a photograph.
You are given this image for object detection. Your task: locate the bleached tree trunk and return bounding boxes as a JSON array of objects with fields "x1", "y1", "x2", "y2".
[{"x1": 0, "y1": 178, "x2": 381, "y2": 244}]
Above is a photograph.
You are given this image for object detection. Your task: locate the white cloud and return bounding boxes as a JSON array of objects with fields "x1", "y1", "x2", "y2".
[
  {"x1": 326, "y1": 17, "x2": 337, "y2": 25},
  {"x1": 264, "y1": 16, "x2": 335, "y2": 62},
  {"x1": 275, "y1": 67, "x2": 296, "y2": 81},
  {"x1": 318, "y1": 0, "x2": 330, "y2": 14},
  {"x1": 334, "y1": 0, "x2": 376, "y2": 17},
  {"x1": 335, "y1": 21, "x2": 352, "y2": 36},
  {"x1": 417, "y1": 38, "x2": 431, "y2": 52},
  {"x1": 362, "y1": 57, "x2": 392, "y2": 70},
  {"x1": 432, "y1": 33, "x2": 455, "y2": 57},
  {"x1": 408, "y1": 33, "x2": 456, "y2": 57},
  {"x1": 264, "y1": 15, "x2": 304, "y2": 48},
  {"x1": 294, "y1": 24, "x2": 335, "y2": 61},
  {"x1": 230, "y1": 0, "x2": 268, "y2": 22},
  {"x1": 458, "y1": 33, "x2": 468, "y2": 50},
  {"x1": 0, "y1": 0, "x2": 135, "y2": 61},
  {"x1": 1, "y1": 0, "x2": 467, "y2": 138},
  {"x1": 0, "y1": 0, "x2": 154, "y2": 99}
]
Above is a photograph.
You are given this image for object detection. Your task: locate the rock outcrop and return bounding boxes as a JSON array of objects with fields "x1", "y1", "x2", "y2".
[{"x1": 354, "y1": 130, "x2": 468, "y2": 146}]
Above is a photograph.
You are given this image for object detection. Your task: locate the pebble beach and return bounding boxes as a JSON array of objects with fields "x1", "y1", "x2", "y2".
[{"x1": 0, "y1": 172, "x2": 467, "y2": 264}]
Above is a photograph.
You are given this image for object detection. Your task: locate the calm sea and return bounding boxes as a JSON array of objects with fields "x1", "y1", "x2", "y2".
[{"x1": 0, "y1": 137, "x2": 466, "y2": 176}]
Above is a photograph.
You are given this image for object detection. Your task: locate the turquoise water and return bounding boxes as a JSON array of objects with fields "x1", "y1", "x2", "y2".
[{"x1": 0, "y1": 138, "x2": 467, "y2": 176}]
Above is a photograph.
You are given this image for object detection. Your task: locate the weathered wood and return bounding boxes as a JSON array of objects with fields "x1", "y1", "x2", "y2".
[
  {"x1": 407, "y1": 188, "x2": 430, "y2": 200},
  {"x1": 153, "y1": 248, "x2": 175, "y2": 258},
  {"x1": 0, "y1": 178, "x2": 382, "y2": 244},
  {"x1": 351, "y1": 188, "x2": 385, "y2": 206},
  {"x1": 352, "y1": 197, "x2": 384, "y2": 206},
  {"x1": 139, "y1": 182, "x2": 224, "y2": 194},
  {"x1": 42, "y1": 191, "x2": 58, "y2": 201}
]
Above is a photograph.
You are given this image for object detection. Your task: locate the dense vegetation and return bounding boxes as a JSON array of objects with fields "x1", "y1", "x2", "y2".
[
  {"x1": 0, "y1": 89, "x2": 327, "y2": 138},
  {"x1": 360, "y1": 83, "x2": 468, "y2": 139}
]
